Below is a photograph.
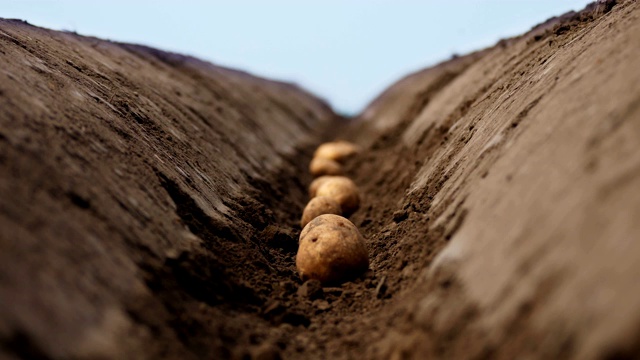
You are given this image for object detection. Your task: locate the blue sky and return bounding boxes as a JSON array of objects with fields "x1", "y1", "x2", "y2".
[{"x1": 3, "y1": 1, "x2": 592, "y2": 114}]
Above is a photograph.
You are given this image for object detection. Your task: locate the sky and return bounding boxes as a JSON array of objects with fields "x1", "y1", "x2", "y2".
[{"x1": 3, "y1": 1, "x2": 593, "y2": 115}]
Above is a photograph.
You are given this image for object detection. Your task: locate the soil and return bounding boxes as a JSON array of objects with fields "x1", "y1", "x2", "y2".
[{"x1": 1, "y1": 1, "x2": 640, "y2": 359}]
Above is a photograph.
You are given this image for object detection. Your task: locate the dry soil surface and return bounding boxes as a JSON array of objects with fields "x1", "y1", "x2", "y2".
[{"x1": 1, "y1": 1, "x2": 640, "y2": 359}]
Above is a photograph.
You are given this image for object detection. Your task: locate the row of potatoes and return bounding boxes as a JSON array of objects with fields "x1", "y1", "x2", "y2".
[{"x1": 295, "y1": 141, "x2": 370, "y2": 285}]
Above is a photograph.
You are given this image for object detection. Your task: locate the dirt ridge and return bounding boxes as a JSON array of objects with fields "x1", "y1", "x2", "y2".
[{"x1": 340, "y1": 1, "x2": 640, "y2": 358}]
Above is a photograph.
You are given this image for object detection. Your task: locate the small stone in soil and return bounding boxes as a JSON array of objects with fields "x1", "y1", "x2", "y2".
[{"x1": 393, "y1": 209, "x2": 408, "y2": 223}]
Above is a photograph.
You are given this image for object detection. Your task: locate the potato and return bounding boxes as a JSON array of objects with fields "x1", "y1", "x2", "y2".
[
  {"x1": 308, "y1": 175, "x2": 335, "y2": 198},
  {"x1": 296, "y1": 214, "x2": 369, "y2": 284},
  {"x1": 315, "y1": 176, "x2": 360, "y2": 216},
  {"x1": 309, "y1": 157, "x2": 343, "y2": 177},
  {"x1": 314, "y1": 141, "x2": 360, "y2": 163},
  {"x1": 301, "y1": 196, "x2": 342, "y2": 228}
]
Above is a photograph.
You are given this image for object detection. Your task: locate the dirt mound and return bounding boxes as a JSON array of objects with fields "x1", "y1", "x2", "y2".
[
  {"x1": 1, "y1": 0, "x2": 640, "y2": 359},
  {"x1": 0, "y1": 18, "x2": 335, "y2": 359},
  {"x1": 342, "y1": 1, "x2": 640, "y2": 358}
]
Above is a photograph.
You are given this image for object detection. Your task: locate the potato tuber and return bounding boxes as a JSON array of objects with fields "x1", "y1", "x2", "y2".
[
  {"x1": 296, "y1": 214, "x2": 369, "y2": 284},
  {"x1": 314, "y1": 141, "x2": 360, "y2": 163},
  {"x1": 300, "y1": 196, "x2": 342, "y2": 228},
  {"x1": 308, "y1": 176, "x2": 335, "y2": 198},
  {"x1": 309, "y1": 157, "x2": 343, "y2": 177},
  {"x1": 315, "y1": 176, "x2": 360, "y2": 216}
]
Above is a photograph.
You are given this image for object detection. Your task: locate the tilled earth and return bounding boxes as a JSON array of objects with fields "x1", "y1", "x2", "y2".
[{"x1": 1, "y1": 1, "x2": 640, "y2": 359}]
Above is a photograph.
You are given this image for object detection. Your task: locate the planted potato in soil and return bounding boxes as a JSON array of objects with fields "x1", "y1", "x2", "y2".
[
  {"x1": 315, "y1": 176, "x2": 360, "y2": 216},
  {"x1": 309, "y1": 176, "x2": 335, "y2": 198},
  {"x1": 314, "y1": 141, "x2": 360, "y2": 163},
  {"x1": 309, "y1": 156, "x2": 343, "y2": 177},
  {"x1": 301, "y1": 196, "x2": 342, "y2": 228},
  {"x1": 297, "y1": 214, "x2": 369, "y2": 285}
]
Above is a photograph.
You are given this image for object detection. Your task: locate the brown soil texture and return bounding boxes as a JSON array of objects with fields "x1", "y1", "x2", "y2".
[{"x1": 1, "y1": 1, "x2": 640, "y2": 359}]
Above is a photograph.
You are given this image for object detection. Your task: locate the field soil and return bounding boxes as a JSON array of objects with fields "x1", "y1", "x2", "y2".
[{"x1": 1, "y1": 1, "x2": 640, "y2": 359}]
